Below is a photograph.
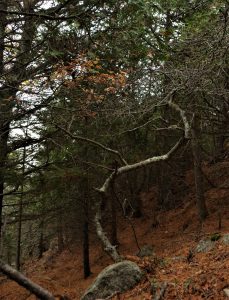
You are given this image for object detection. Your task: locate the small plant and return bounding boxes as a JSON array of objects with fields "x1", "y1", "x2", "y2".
[
  {"x1": 150, "y1": 278, "x2": 158, "y2": 295},
  {"x1": 172, "y1": 278, "x2": 179, "y2": 287},
  {"x1": 183, "y1": 278, "x2": 193, "y2": 290},
  {"x1": 158, "y1": 257, "x2": 168, "y2": 268},
  {"x1": 210, "y1": 233, "x2": 221, "y2": 241}
]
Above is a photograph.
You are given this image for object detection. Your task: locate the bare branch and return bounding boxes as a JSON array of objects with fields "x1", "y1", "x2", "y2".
[
  {"x1": 56, "y1": 125, "x2": 128, "y2": 166},
  {"x1": 94, "y1": 136, "x2": 186, "y2": 262},
  {"x1": 153, "y1": 282, "x2": 168, "y2": 300},
  {"x1": 98, "y1": 137, "x2": 185, "y2": 194}
]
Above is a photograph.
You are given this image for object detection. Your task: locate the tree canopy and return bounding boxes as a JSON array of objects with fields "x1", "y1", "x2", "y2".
[{"x1": 0, "y1": 0, "x2": 228, "y2": 294}]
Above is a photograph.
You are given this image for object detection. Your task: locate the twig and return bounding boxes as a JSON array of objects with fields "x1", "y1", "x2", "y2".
[
  {"x1": 104, "y1": 291, "x2": 120, "y2": 299},
  {"x1": 154, "y1": 282, "x2": 168, "y2": 300},
  {"x1": 127, "y1": 217, "x2": 141, "y2": 252},
  {"x1": 111, "y1": 180, "x2": 141, "y2": 251},
  {"x1": 200, "y1": 168, "x2": 216, "y2": 188}
]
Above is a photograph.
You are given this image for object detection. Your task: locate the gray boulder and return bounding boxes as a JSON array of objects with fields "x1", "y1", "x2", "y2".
[
  {"x1": 223, "y1": 288, "x2": 229, "y2": 297},
  {"x1": 81, "y1": 260, "x2": 144, "y2": 300},
  {"x1": 222, "y1": 234, "x2": 229, "y2": 245},
  {"x1": 195, "y1": 239, "x2": 215, "y2": 253}
]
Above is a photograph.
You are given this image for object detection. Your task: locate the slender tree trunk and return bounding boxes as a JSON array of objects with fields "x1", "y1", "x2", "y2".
[
  {"x1": 0, "y1": 121, "x2": 10, "y2": 248},
  {"x1": 156, "y1": 9, "x2": 173, "y2": 211},
  {"x1": 0, "y1": 183, "x2": 4, "y2": 250},
  {"x1": 83, "y1": 217, "x2": 91, "y2": 278},
  {"x1": 0, "y1": 1, "x2": 8, "y2": 246},
  {"x1": 0, "y1": 91, "x2": 16, "y2": 249},
  {"x1": 82, "y1": 183, "x2": 91, "y2": 278},
  {"x1": 16, "y1": 191, "x2": 23, "y2": 270},
  {"x1": 82, "y1": 116, "x2": 91, "y2": 278},
  {"x1": 16, "y1": 144, "x2": 26, "y2": 270},
  {"x1": 38, "y1": 219, "x2": 44, "y2": 259},
  {"x1": 57, "y1": 215, "x2": 64, "y2": 253},
  {"x1": 215, "y1": 116, "x2": 229, "y2": 158},
  {"x1": 157, "y1": 162, "x2": 167, "y2": 208},
  {"x1": 132, "y1": 168, "x2": 146, "y2": 217},
  {"x1": 191, "y1": 115, "x2": 208, "y2": 221},
  {"x1": 0, "y1": 102, "x2": 11, "y2": 247},
  {"x1": 110, "y1": 183, "x2": 118, "y2": 246},
  {"x1": 127, "y1": 173, "x2": 142, "y2": 218}
]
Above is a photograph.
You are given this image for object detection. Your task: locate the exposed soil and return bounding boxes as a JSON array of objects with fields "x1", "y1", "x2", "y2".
[{"x1": 0, "y1": 161, "x2": 228, "y2": 299}]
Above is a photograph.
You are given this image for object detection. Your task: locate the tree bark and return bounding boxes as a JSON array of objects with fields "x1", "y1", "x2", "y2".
[
  {"x1": 127, "y1": 171, "x2": 144, "y2": 218},
  {"x1": 57, "y1": 217, "x2": 64, "y2": 253},
  {"x1": 16, "y1": 143, "x2": 26, "y2": 270},
  {"x1": 0, "y1": 7, "x2": 8, "y2": 223},
  {"x1": 83, "y1": 218, "x2": 91, "y2": 278},
  {"x1": 82, "y1": 117, "x2": 91, "y2": 278},
  {"x1": 95, "y1": 194, "x2": 122, "y2": 263},
  {"x1": 38, "y1": 219, "x2": 45, "y2": 259},
  {"x1": 0, "y1": 115, "x2": 10, "y2": 246},
  {"x1": 16, "y1": 190, "x2": 23, "y2": 270},
  {"x1": 110, "y1": 184, "x2": 118, "y2": 245},
  {"x1": 191, "y1": 115, "x2": 208, "y2": 221},
  {"x1": 0, "y1": 259, "x2": 55, "y2": 300}
]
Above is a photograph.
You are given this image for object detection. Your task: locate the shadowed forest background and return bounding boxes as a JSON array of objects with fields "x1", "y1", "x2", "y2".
[{"x1": 0, "y1": 0, "x2": 228, "y2": 299}]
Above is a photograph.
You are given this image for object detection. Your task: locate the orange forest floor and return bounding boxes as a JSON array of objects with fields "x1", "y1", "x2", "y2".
[{"x1": 0, "y1": 161, "x2": 228, "y2": 300}]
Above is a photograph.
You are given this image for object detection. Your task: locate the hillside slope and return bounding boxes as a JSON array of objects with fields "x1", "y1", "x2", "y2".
[{"x1": 0, "y1": 161, "x2": 228, "y2": 300}]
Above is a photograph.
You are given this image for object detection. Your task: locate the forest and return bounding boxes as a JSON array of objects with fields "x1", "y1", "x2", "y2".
[{"x1": 0, "y1": 0, "x2": 228, "y2": 299}]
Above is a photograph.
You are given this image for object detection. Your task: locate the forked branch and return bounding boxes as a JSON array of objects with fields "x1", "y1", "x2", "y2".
[{"x1": 95, "y1": 99, "x2": 191, "y2": 262}]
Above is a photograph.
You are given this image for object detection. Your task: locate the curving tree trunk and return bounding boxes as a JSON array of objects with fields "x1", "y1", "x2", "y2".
[{"x1": 96, "y1": 135, "x2": 187, "y2": 262}]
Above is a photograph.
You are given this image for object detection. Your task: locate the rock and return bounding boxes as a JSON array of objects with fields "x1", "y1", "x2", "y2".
[
  {"x1": 195, "y1": 239, "x2": 215, "y2": 253},
  {"x1": 81, "y1": 260, "x2": 144, "y2": 300},
  {"x1": 137, "y1": 245, "x2": 154, "y2": 258},
  {"x1": 223, "y1": 288, "x2": 229, "y2": 297},
  {"x1": 222, "y1": 234, "x2": 229, "y2": 245}
]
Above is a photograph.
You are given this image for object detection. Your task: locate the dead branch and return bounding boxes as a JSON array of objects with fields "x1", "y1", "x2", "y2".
[
  {"x1": 56, "y1": 125, "x2": 128, "y2": 166},
  {"x1": 98, "y1": 137, "x2": 185, "y2": 194},
  {"x1": 95, "y1": 137, "x2": 186, "y2": 262},
  {"x1": 154, "y1": 282, "x2": 168, "y2": 300},
  {"x1": 0, "y1": 260, "x2": 55, "y2": 300}
]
